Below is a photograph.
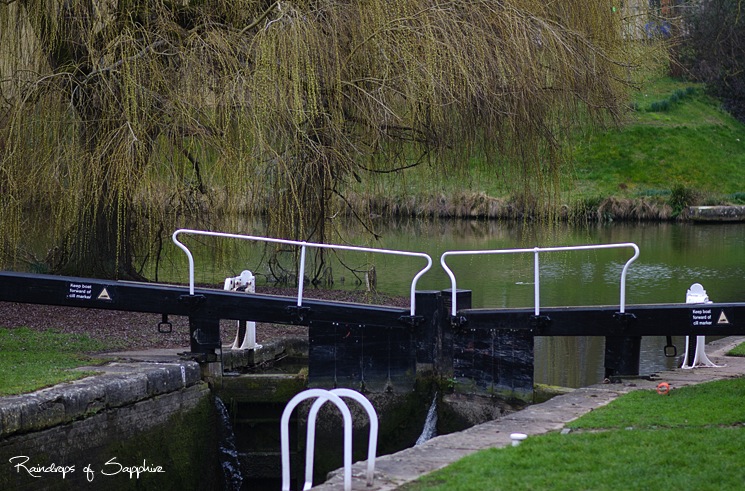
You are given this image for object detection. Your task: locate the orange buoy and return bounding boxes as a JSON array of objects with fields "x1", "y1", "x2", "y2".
[{"x1": 656, "y1": 382, "x2": 670, "y2": 395}]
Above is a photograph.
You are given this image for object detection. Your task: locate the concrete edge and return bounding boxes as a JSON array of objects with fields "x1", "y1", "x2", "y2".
[
  {"x1": 688, "y1": 205, "x2": 745, "y2": 222},
  {"x1": 0, "y1": 360, "x2": 202, "y2": 438}
]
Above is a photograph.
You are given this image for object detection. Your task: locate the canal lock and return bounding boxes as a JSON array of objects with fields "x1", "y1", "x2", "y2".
[{"x1": 211, "y1": 337, "x2": 522, "y2": 490}]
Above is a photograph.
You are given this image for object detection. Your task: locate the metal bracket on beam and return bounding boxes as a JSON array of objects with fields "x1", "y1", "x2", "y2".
[
  {"x1": 157, "y1": 313, "x2": 173, "y2": 333},
  {"x1": 529, "y1": 315, "x2": 551, "y2": 334},
  {"x1": 449, "y1": 315, "x2": 468, "y2": 331},
  {"x1": 612, "y1": 312, "x2": 637, "y2": 333},
  {"x1": 398, "y1": 315, "x2": 424, "y2": 331},
  {"x1": 286, "y1": 305, "x2": 312, "y2": 324},
  {"x1": 664, "y1": 336, "x2": 678, "y2": 358}
]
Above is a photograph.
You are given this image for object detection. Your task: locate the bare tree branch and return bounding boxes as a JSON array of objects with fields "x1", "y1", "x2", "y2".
[
  {"x1": 240, "y1": 1, "x2": 281, "y2": 34},
  {"x1": 330, "y1": 188, "x2": 382, "y2": 240}
]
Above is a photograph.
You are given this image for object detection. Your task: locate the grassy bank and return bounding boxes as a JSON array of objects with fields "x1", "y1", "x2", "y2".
[
  {"x1": 344, "y1": 75, "x2": 745, "y2": 220},
  {"x1": 0, "y1": 327, "x2": 111, "y2": 395},
  {"x1": 402, "y1": 376, "x2": 745, "y2": 490},
  {"x1": 572, "y1": 79, "x2": 745, "y2": 200}
]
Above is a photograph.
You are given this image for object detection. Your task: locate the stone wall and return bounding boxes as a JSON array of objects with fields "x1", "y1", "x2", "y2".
[{"x1": 1, "y1": 363, "x2": 221, "y2": 490}]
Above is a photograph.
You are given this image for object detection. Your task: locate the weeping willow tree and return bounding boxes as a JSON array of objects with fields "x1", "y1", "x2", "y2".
[{"x1": 0, "y1": 0, "x2": 636, "y2": 279}]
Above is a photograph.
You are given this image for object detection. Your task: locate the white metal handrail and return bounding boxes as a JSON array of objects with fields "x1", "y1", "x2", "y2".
[
  {"x1": 172, "y1": 229, "x2": 433, "y2": 316},
  {"x1": 306, "y1": 389, "x2": 378, "y2": 488},
  {"x1": 440, "y1": 243, "x2": 640, "y2": 317},
  {"x1": 280, "y1": 389, "x2": 353, "y2": 491}
]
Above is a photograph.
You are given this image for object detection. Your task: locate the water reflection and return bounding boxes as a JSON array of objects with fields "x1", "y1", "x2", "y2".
[{"x1": 534, "y1": 335, "x2": 688, "y2": 388}]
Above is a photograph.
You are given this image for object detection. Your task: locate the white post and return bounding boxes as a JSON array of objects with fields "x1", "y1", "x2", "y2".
[
  {"x1": 225, "y1": 270, "x2": 261, "y2": 350},
  {"x1": 681, "y1": 283, "x2": 722, "y2": 369}
]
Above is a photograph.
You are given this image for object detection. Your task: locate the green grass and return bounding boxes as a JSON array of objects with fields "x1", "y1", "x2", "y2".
[
  {"x1": 566, "y1": 378, "x2": 745, "y2": 430},
  {"x1": 405, "y1": 428, "x2": 745, "y2": 491},
  {"x1": 402, "y1": 377, "x2": 745, "y2": 491},
  {"x1": 728, "y1": 341, "x2": 745, "y2": 357},
  {"x1": 0, "y1": 327, "x2": 109, "y2": 396},
  {"x1": 347, "y1": 75, "x2": 745, "y2": 210},
  {"x1": 570, "y1": 90, "x2": 745, "y2": 199}
]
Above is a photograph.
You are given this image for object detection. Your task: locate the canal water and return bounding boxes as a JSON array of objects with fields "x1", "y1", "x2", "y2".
[{"x1": 156, "y1": 219, "x2": 745, "y2": 388}]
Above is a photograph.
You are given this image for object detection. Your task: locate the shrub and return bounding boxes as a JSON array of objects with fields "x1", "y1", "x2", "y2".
[
  {"x1": 669, "y1": 184, "x2": 699, "y2": 216},
  {"x1": 645, "y1": 87, "x2": 698, "y2": 113}
]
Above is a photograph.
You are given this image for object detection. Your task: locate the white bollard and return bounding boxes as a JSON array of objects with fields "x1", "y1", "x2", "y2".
[
  {"x1": 681, "y1": 283, "x2": 722, "y2": 369},
  {"x1": 224, "y1": 270, "x2": 261, "y2": 350},
  {"x1": 510, "y1": 433, "x2": 528, "y2": 447}
]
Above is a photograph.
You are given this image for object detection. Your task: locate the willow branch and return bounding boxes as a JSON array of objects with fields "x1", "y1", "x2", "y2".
[
  {"x1": 357, "y1": 150, "x2": 426, "y2": 174},
  {"x1": 359, "y1": 161, "x2": 421, "y2": 174},
  {"x1": 82, "y1": 40, "x2": 170, "y2": 86},
  {"x1": 330, "y1": 188, "x2": 382, "y2": 240},
  {"x1": 344, "y1": 5, "x2": 444, "y2": 64},
  {"x1": 239, "y1": 1, "x2": 280, "y2": 35},
  {"x1": 181, "y1": 148, "x2": 207, "y2": 194}
]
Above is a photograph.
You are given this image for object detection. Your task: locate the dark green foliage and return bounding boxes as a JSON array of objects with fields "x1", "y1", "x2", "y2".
[
  {"x1": 668, "y1": 183, "x2": 699, "y2": 216},
  {"x1": 726, "y1": 192, "x2": 745, "y2": 204},
  {"x1": 644, "y1": 87, "x2": 697, "y2": 112},
  {"x1": 679, "y1": 0, "x2": 745, "y2": 122},
  {"x1": 649, "y1": 99, "x2": 671, "y2": 112}
]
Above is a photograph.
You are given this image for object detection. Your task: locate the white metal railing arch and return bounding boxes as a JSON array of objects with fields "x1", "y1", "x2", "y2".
[
  {"x1": 172, "y1": 229, "x2": 432, "y2": 316},
  {"x1": 280, "y1": 389, "x2": 352, "y2": 491},
  {"x1": 306, "y1": 388, "x2": 378, "y2": 488},
  {"x1": 280, "y1": 388, "x2": 378, "y2": 491},
  {"x1": 440, "y1": 243, "x2": 640, "y2": 317}
]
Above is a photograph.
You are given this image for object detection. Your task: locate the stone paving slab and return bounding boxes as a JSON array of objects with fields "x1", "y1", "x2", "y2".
[{"x1": 312, "y1": 336, "x2": 745, "y2": 491}]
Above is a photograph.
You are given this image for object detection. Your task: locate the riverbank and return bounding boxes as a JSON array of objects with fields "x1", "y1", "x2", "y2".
[
  {"x1": 312, "y1": 336, "x2": 745, "y2": 490},
  {"x1": 340, "y1": 194, "x2": 745, "y2": 222},
  {"x1": 339, "y1": 193, "x2": 679, "y2": 221},
  {"x1": 335, "y1": 76, "x2": 745, "y2": 223}
]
